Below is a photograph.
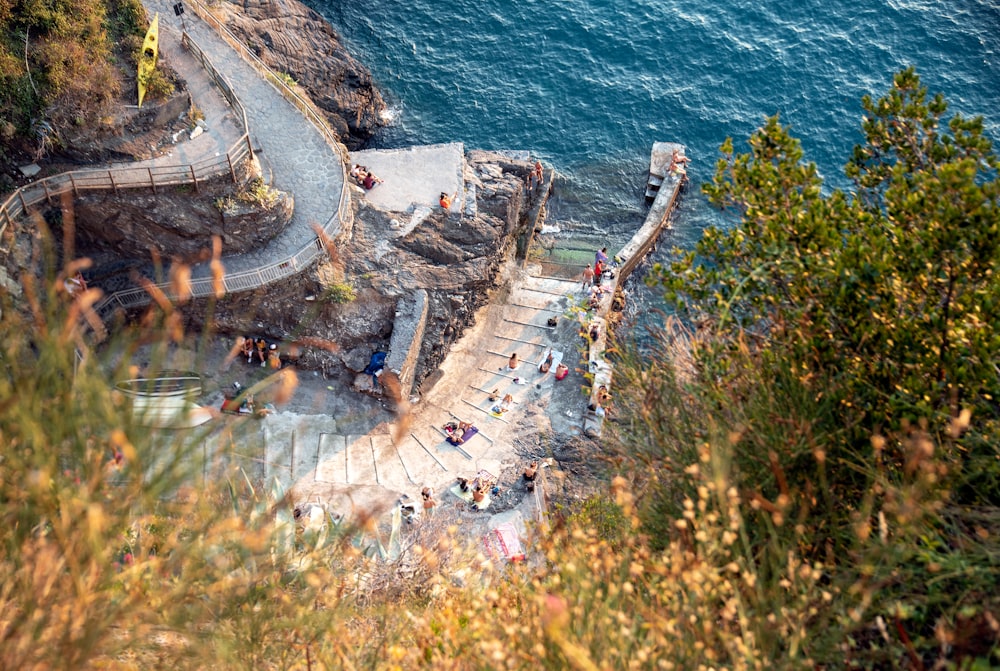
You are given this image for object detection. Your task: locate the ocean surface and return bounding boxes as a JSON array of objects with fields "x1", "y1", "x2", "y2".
[{"x1": 308, "y1": 0, "x2": 1000, "y2": 329}]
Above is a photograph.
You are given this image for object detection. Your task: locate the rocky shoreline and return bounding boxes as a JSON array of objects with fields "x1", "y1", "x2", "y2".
[
  {"x1": 0, "y1": 0, "x2": 609, "y2": 529},
  {"x1": 209, "y1": 0, "x2": 386, "y2": 149}
]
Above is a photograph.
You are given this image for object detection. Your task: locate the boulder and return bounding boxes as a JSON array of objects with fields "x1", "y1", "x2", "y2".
[{"x1": 216, "y1": 0, "x2": 385, "y2": 149}]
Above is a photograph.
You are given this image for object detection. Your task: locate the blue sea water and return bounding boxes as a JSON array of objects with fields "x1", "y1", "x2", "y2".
[{"x1": 309, "y1": 0, "x2": 999, "y2": 322}]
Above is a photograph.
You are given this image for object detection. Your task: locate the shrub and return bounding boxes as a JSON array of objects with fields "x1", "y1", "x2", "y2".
[{"x1": 322, "y1": 282, "x2": 356, "y2": 304}]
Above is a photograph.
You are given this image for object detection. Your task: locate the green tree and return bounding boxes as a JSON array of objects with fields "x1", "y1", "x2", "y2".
[
  {"x1": 621, "y1": 68, "x2": 1000, "y2": 664},
  {"x1": 655, "y1": 68, "x2": 1000, "y2": 505}
]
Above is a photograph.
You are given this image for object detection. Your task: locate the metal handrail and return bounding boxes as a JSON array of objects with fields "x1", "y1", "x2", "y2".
[{"x1": 184, "y1": 0, "x2": 351, "y2": 166}]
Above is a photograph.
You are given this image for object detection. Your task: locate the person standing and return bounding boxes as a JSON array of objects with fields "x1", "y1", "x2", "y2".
[
  {"x1": 267, "y1": 344, "x2": 282, "y2": 369},
  {"x1": 581, "y1": 265, "x2": 595, "y2": 290},
  {"x1": 534, "y1": 160, "x2": 543, "y2": 185},
  {"x1": 595, "y1": 247, "x2": 610, "y2": 266},
  {"x1": 421, "y1": 487, "x2": 436, "y2": 517}
]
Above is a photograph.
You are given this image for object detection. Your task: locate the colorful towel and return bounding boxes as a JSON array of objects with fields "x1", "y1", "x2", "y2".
[{"x1": 483, "y1": 522, "x2": 525, "y2": 562}]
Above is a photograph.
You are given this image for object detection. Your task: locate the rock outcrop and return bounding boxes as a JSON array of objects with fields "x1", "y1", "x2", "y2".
[
  {"x1": 183, "y1": 150, "x2": 547, "y2": 392},
  {"x1": 214, "y1": 0, "x2": 385, "y2": 149},
  {"x1": 70, "y1": 161, "x2": 292, "y2": 263}
]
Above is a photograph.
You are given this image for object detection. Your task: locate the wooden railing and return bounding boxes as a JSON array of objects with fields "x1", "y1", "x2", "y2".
[
  {"x1": 0, "y1": 30, "x2": 254, "y2": 241},
  {"x1": 0, "y1": 136, "x2": 252, "y2": 238}
]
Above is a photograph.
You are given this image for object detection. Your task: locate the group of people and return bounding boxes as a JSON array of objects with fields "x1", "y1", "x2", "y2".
[
  {"x1": 582, "y1": 247, "x2": 617, "y2": 308},
  {"x1": 525, "y1": 160, "x2": 545, "y2": 191},
  {"x1": 501, "y1": 350, "x2": 568, "y2": 380},
  {"x1": 456, "y1": 473, "x2": 499, "y2": 510},
  {"x1": 584, "y1": 247, "x2": 615, "y2": 289},
  {"x1": 350, "y1": 164, "x2": 384, "y2": 190},
  {"x1": 668, "y1": 149, "x2": 690, "y2": 178},
  {"x1": 239, "y1": 335, "x2": 283, "y2": 369}
]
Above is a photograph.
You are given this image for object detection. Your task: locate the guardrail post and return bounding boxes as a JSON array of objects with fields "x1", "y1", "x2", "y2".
[
  {"x1": 42, "y1": 180, "x2": 52, "y2": 204},
  {"x1": 246, "y1": 134, "x2": 254, "y2": 161},
  {"x1": 18, "y1": 191, "x2": 28, "y2": 213},
  {"x1": 68, "y1": 174, "x2": 77, "y2": 197},
  {"x1": 227, "y1": 153, "x2": 237, "y2": 183},
  {"x1": 108, "y1": 170, "x2": 118, "y2": 195},
  {"x1": 148, "y1": 168, "x2": 156, "y2": 195},
  {"x1": 190, "y1": 165, "x2": 199, "y2": 193}
]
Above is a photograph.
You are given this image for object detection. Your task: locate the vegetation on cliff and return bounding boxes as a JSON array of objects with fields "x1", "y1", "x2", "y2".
[
  {"x1": 0, "y1": 69, "x2": 997, "y2": 668},
  {"x1": 0, "y1": 0, "x2": 149, "y2": 168}
]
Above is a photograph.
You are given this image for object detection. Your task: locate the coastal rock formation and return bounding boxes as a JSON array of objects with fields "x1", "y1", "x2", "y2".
[
  {"x1": 214, "y1": 0, "x2": 385, "y2": 149},
  {"x1": 186, "y1": 150, "x2": 545, "y2": 392},
  {"x1": 69, "y1": 162, "x2": 293, "y2": 264}
]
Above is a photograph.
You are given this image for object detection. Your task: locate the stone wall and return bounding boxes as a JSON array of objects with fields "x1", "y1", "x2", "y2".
[{"x1": 385, "y1": 289, "x2": 429, "y2": 398}]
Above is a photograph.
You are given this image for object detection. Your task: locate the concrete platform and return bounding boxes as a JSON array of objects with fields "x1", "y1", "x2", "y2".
[{"x1": 349, "y1": 142, "x2": 465, "y2": 214}]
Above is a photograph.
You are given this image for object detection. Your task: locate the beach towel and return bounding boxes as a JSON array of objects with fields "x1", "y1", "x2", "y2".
[
  {"x1": 449, "y1": 483, "x2": 493, "y2": 511},
  {"x1": 483, "y1": 522, "x2": 526, "y2": 562},
  {"x1": 447, "y1": 425, "x2": 478, "y2": 445}
]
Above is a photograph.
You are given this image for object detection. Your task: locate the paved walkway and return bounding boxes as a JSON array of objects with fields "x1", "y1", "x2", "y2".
[
  {"x1": 141, "y1": 0, "x2": 347, "y2": 280},
  {"x1": 112, "y1": 11, "x2": 242, "y2": 171}
]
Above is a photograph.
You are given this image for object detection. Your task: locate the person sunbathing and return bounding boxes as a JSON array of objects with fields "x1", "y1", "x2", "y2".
[
  {"x1": 363, "y1": 171, "x2": 383, "y2": 189},
  {"x1": 451, "y1": 421, "x2": 475, "y2": 444},
  {"x1": 539, "y1": 350, "x2": 554, "y2": 373},
  {"x1": 492, "y1": 394, "x2": 514, "y2": 415},
  {"x1": 669, "y1": 150, "x2": 690, "y2": 176},
  {"x1": 505, "y1": 352, "x2": 519, "y2": 371},
  {"x1": 349, "y1": 164, "x2": 366, "y2": 184}
]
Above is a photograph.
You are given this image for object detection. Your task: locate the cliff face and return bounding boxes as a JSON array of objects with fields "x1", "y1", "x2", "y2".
[{"x1": 215, "y1": 0, "x2": 386, "y2": 149}]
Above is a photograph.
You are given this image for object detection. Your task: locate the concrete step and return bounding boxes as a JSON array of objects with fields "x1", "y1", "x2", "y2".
[
  {"x1": 345, "y1": 434, "x2": 378, "y2": 485},
  {"x1": 370, "y1": 433, "x2": 412, "y2": 489},
  {"x1": 315, "y1": 433, "x2": 347, "y2": 483}
]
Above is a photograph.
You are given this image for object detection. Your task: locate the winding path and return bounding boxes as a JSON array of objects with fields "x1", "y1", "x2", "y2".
[
  {"x1": 95, "y1": 0, "x2": 352, "y2": 310},
  {"x1": 152, "y1": 0, "x2": 348, "y2": 263}
]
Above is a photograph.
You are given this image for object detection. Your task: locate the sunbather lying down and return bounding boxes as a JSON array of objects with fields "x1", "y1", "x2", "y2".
[{"x1": 444, "y1": 420, "x2": 477, "y2": 445}]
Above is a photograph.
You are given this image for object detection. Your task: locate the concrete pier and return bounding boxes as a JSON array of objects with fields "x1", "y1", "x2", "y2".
[{"x1": 582, "y1": 142, "x2": 687, "y2": 438}]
